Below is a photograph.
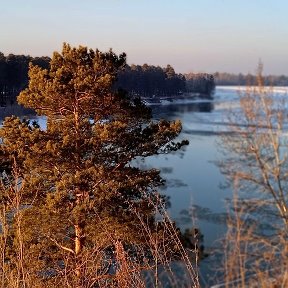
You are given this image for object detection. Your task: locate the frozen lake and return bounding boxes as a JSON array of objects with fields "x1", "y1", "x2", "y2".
[{"x1": 144, "y1": 85, "x2": 288, "y2": 284}]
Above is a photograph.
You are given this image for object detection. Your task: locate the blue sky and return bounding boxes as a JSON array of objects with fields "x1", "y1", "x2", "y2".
[{"x1": 1, "y1": 0, "x2": 288, "y2": 74}]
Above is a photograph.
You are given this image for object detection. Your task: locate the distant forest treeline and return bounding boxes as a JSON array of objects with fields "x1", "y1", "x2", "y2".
[
  {"x1": 214, "y1": 72, "x2": 288, "y2": 86},
  {"x1": 0, "y1": 53, "x2": 50, "y2": 105},
  {"x1": 117, "y1": 64, "x2": 186, "y2": 97},
  {"x1": 117, "y1": 65, "x2": 215, "y2": 97},
  {"x1": 0, "y1": 52, "x2": 215, "y2": 106},
  {"x1": 184, "y1": 73, "x2": 215, "y2": 95}
]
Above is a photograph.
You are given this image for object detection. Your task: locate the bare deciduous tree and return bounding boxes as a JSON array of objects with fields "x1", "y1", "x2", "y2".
[{"x1": 219, "y1": 64, "x2": 288, "y2": 287}]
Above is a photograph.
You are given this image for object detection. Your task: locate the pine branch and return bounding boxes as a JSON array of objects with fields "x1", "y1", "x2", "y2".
[{"x1": 47, "y1": 236, "x2": 75, "y2": 254}]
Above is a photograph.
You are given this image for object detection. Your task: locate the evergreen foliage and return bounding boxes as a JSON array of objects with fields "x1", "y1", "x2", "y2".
[{"x1": 0, "y1": 44, "x2": 187, "y2": 286}]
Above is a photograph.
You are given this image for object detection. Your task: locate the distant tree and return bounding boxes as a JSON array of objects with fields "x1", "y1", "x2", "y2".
[
  {"x1": 0, "y1": 53, "x2": 6, "y2": 105},
  {"x1": 164, "y1": 64, "x2": 176, "y2": 79},
  {"x1": 31, "y1": 56, "x2": 51, "y2": 70},
  {"x1": 0, "y1": 44, "x2": 188, "y2": 287}
]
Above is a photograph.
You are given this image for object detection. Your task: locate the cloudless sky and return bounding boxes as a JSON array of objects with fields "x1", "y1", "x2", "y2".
[{"x1": 1, "y1": 0, "x2": 288, "y2": 74}]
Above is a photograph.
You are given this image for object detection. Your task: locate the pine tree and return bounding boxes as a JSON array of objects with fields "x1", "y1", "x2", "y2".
[{"x1": 0, "y1": 44, "x2": 186, "y2": 287}]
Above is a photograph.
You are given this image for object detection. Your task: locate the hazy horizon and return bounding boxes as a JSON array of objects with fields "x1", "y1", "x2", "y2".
[{"x1": 1, "y1": 0, "x2": 287, "y2": 75}]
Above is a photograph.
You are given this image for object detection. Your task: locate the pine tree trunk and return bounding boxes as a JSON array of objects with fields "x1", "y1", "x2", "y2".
[{"x1": 74, "y1": 224, "x2": 83, "y2": 284}]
